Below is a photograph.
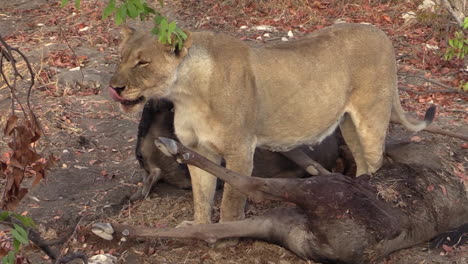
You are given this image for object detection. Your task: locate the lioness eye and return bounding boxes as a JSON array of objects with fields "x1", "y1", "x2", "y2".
[{"x1": 136, "y1": 61, "x2": 150, "y2": 67}]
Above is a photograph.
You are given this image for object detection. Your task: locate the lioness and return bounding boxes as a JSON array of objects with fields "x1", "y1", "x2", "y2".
[
  {"x1": 109, "y1": 23, "x2": 435, "y2": 224},
  {"x1": 132, "y1": 98, "x2": 341, "y2": 200}
]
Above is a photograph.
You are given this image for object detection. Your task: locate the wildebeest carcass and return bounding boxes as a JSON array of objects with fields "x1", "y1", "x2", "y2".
[{"x1": 94, "y1": 138, "x2": 468, "y2": 263}]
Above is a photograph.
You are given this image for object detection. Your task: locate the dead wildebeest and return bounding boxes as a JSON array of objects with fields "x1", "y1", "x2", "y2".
[
  {"x1": 93, "y1": 138, "x2": 468, "y2": 263},
  {"x1": 131, "y1": 98, "x2": 341, "y2": 200}
]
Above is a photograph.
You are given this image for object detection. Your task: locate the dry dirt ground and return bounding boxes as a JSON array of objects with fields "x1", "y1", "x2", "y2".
[{"x1": 0, "y1": 1, "x2": 467, "y2": 263}]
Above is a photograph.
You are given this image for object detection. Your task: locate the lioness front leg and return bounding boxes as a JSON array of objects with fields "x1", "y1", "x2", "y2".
[
  {"x1": 221, "y1": 146, "x2": 254, "y2": 222},
  {"x1": 183, "y1": 149, "x2": 221, "y2": 226}
]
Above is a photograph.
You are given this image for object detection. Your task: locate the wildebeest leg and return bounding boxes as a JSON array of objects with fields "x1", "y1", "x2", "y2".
[
  {"x1": 130, "y1": 167, "x2": 162, "y2": 201},
  {"x1": 156, "y1": 138, "x2": 305, "y2": 203},
  {"x1": 282, "y1": 148, "x2": 331, "y2": 176},
  {"x1": 95, "y1": 208, "x2": 313, "y2": 259}
]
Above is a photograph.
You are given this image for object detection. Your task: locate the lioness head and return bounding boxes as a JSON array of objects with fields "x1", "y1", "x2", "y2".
[{"x1": 108, "y1": 26, "x2": 192, "y2": 112}]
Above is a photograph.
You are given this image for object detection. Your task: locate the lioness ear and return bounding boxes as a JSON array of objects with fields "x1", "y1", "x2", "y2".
[
  {"x1": 121, "y1": 25, "x2": 135, "y2": 42},
  {"x1": 174, "y1": 30, "x2": 193, "y2": 58}
]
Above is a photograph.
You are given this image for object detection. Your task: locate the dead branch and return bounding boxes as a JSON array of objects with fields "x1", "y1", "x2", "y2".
[
  {"x1": 399, "y1": 74, "x2": 462, "y2": 93},
  {"x1": 399, "y1": 87, "x2": 461, "y2": 94},
  {"x1": 441, "y1": 0, "x2": 465, "y2": 26},
  {"x1": 391, "y1": 119, "x2": 468, "y2": 141},
  {"x1": 423, "y1": 125, "x2": 468, "y2": 141},
  {"x1": 0, "y1": 210, "x2": 88, "y2": 264},
  {"x1": 54, "y1": 217, "x2": 84, "y2": 264}
]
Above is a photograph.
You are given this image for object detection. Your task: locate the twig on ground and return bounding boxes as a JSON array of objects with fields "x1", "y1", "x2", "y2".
[
  {"x1": 440, "y1": 0, "x2": 464, "y2": 26},
  {"x1": 54, "y1": 217, "x2": 85, "y2": 264},
  {"x1": 399, "y1": 86, "x2": 460, "y2": 94},
  {"x1": 0, "y1": 211, "x2": 88, "y2": 264},
  {"x1": 391, "y1": 120, "x2": 468, "y2": 141},
  {"x1": 58, "y1": 24, "x2": 84, "y2": 83},
  {"x1": 399, "y1": 74, "x2": 462, "y2": 93}
]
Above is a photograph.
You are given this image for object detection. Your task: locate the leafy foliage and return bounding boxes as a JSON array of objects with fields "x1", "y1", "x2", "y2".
[
  {"x1": 444, "y1": 17, "x2": 468, "y2": 61},
  {"x1": 61, "y1": 0, "x2": 188, "y2": 50},
  {"x1": 0, "y1": 211, "x2": 35, "y2": 264}
]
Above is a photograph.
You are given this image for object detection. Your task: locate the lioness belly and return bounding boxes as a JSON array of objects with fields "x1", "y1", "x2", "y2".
[{"x1": 257, "y1": 114, "x2": 343, "y2": 152}]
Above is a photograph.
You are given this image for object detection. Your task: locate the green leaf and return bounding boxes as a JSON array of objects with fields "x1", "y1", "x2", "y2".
[
  {"x1": 13, "y1": 224, "x2": 28, "y2": 242},
  {"x1": 448, "y1": 39, "x2": 454, "y2": 48},
  {"x1": 154, "y1": 15, "x2": 164, "y2": 25},
  {"x1": 11, "y1": 229, "x2": 28, "y2": 245},
  {"x1": 177, "y1": 38, "x2": 183, "y2": 50},
  {"x1": 116, "y1": 4, "x2": 127, "y2": 25},
  {"x1": 463, "y1": 82, "x2": 468, "y2": 92},
  {"x1": 2, "y1": 251, "x2": 15, "y2": 264},
  {"x1": 0, "y1": 211, "x2": 10, "y2": 221},
  {"x1": 175, "y1": 28, "x2": 187, "y2": 40},
  {"x1": 168, "y1": 21, "x2": 177, "y2": 32},
  {"x1": 14, "y1": 214, "x2": 35, "y2": 228},
  {"x1": 127, "y1": 2, "x2": 138, "y2": 18},
  {"x1": 159, "y1": 33, "x2": 167, "y2": 44},
  {"x1": 151, "y1": 26, "x2": 159, "y2": 35},
  {"x1": 102, "y1": 0, "x2": 116, "y2": 19},
  {"x1": 74, "y1": 0, "x2": 81, "y2": 9},
  {"x1": 143, "y1": 3, "x2": 156, "y2": 14},
  {"x1": 160, "y1": 18, "x2": 168, "y2": 31},
  {"x1": 60, "y1": 0, "x2": 69, "y2": 7},
  {"x1": 131, "y1": 0, "x2": 144, "y2": 11},
  {"x1": 115, "y1": 10, "x2": 123, "y2": 25},
  {"x1": 13, "y1": 238, "x2": 20, "y2": 252}
]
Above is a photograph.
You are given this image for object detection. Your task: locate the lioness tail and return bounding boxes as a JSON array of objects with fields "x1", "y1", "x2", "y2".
[{"x1": 391, "y1": 91, "x2": 436, "y2": 132}]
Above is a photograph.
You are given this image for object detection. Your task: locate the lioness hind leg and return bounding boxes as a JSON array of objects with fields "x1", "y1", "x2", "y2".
[
  {"x1": 350, "y1": 110, "x2": 390, "y2": 175},
  {"x1": 339, "y1": 115, "x2": 368, "y2": 176}
]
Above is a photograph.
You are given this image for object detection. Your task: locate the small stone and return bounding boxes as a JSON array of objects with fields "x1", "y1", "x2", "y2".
[
  {"x1": 263, "y1": 33, "x2": 270, "y2": 38},
  {"x1": 253, "y1": 25, "x2": 277, "y2": 32},
  {"x1": 287, "y1": 30, "x2": 294, "y2": 38},
  {"x1": 425, "y1": 44, "x2": 439, "y2": 50},
  {"x1": 88, "y1": 254, "x2": 117, "y2": 264},
  {"x1": 240, "y1": 25, "x2": 248, "y2": 30},
  {"x1": 281, "y1": 37, "x2": 288, "y2": 42},
  {"x1": 401, "y1": 11, "x2": 417, "y2": 24},
  {"x1": 418, "y1": 0, "x2": 436, "y2": 12},
  {"x1": 79, "y1": 26, "x2": 89, "y2": 32},
  {"x1": 334, "y1": 18, "x2": 346, "y2": 24}
]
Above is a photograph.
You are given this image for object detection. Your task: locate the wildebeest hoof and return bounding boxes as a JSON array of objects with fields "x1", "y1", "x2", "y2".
[
  {"x1": 129, "y1": 187, "x2": 145, "y2": 202},
  {"x1": 176, "y1": 220, "x2": 197, "y2": 228},
  {"x1": 211, "y1": 238, "x2": 240, "y2": 248},
  {"x1": 92, "y1": 223, "x2": 115, "y2": 241},
  {"x1": 306, "y1": 165, "x2": 319, "y2": 175}
]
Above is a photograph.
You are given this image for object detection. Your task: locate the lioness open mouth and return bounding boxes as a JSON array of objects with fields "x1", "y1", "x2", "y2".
[{"x1": 108, "y1": 87, "x2": 145, "y2": 106}]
